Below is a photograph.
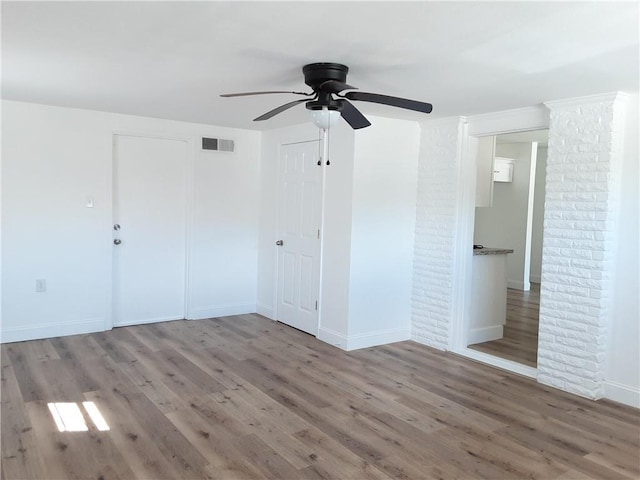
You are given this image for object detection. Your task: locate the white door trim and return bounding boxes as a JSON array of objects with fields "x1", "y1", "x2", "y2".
[
  {"x1": 451, "y1": 106, "x2": 549, "y2": 372},
  {"x1": 107, "y1": 130, "x2": 195, "y2": 330}
]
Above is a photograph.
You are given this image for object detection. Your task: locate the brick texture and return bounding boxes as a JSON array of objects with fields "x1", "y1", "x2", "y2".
[
  {"x1": 411, "y1": 118, "x2": 464, "y2": 350},
  {"x1": 539, "y1": 94, "x2": 627, "y2": 399}
]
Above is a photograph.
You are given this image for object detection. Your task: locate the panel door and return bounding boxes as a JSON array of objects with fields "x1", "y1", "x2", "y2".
[{"x1": 277, "y1": 141, "x2": 322, "y2": 335}]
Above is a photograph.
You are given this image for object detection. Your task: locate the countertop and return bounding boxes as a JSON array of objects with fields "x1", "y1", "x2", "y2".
[{"x1": 473, "y1": 247, "x2": 514, "y2": 256}]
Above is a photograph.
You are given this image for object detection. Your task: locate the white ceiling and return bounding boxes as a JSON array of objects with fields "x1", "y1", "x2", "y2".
[{"x1": 2, "y1": 1, "x2": 638, "y2": 131}]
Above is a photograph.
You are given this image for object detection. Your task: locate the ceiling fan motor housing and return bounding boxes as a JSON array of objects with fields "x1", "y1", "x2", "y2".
[
  {"x1": 303, "y1": 62, "x2": 349, "y2": 89},
  {"x1": 303, "y1": 63, "x2": 349, "y2": 111}
]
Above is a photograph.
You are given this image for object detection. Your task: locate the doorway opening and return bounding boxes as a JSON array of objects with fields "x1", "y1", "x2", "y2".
[{"x1": 466, "y1": 129, "x2": 548, "y2": 369}]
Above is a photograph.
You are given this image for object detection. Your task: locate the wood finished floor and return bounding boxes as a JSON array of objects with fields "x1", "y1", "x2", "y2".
[
  {"x1": 2, "y1": 314, "x2": 639, "y2": 480},
  {"x1": 469, "y1": 284, "x2": 540, "y2": 367}
]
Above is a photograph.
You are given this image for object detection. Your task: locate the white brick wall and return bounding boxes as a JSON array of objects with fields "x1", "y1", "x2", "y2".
[
  {"x1": 539, "y1": 93, "x2": 627, "y2": 399},
  {"x1": 412, "y1": 118, "x2": 465, "y2": 350}
]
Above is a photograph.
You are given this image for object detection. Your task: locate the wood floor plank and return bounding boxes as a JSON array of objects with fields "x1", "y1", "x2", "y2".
[
  {"x1": 2, "y1": 314, "x2": 638, "y2": 479},
  {"x1": 0, "y1": 366, "x2": 47, "y2": 480}
]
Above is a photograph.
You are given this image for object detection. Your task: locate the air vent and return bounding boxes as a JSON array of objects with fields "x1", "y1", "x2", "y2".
[{"x1": 202, "y1": 137, "x2": 234, "y2": 153}]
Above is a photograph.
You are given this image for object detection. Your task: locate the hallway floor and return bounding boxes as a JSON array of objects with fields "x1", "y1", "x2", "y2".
[{"x1": 469, "y1": 283, "x2": 540, "y2": 367}]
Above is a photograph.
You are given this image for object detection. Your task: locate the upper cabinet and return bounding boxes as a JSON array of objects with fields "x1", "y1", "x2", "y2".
[
  {"x1": 493, "y1": 157, "x2": 514, "y2": 183},
  {"x1": 474, "y1": 135, "x2": 496, "y2": 208}
]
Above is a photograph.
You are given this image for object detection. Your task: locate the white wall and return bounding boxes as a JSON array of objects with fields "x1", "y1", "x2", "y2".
[
  {"x1": 1, "y1": 100, "x2": 261, "y2": 342},
  {"x1": 606, "y1": 92, "x2": 639, "y2": 406},
  {"x1": 474, "y1": 142, "x2": 535, "y2": 290},
  {"x1": 529, "y1": 146, "x2": 547, "y2": 283},
  {"x1": 258, "y1": 116, "x2": 419, "y2": 350},
  {"x1": 347, "y1": 117, "x2": 419, "y2": 346}
]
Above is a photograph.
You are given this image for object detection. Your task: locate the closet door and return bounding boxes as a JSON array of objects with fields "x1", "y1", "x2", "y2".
[
  {"x1": 276, "y1": 140, "x2": 322, "y2": 335},
  {"x1": 112, "y1": 134, "x2": 188, "y2": 327}
]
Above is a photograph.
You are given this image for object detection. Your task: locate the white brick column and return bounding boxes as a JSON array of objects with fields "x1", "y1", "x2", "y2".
[
  {"x1": 412, "y1": 117, "x2": 466, "y2": 350},
  {"x1": 539, "y1": 93, "x2": 627, "y2": 399}
]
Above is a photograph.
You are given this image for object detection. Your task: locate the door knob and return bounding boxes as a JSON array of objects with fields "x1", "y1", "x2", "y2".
[
  {"x1": 114, "y1": 239, "x2": 122, "y2": 245},
  {"x1": 275, "y1": 240, "x2": 284, "y2": 246}
]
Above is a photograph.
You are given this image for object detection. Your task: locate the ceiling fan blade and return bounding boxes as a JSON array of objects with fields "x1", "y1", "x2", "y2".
[
  {"x1": 319, "y1": 80, "x2": 357, "y2": 93},
  {"x1": 253, "y1": 98, "x2": 310, "y2": 121},
  {"x1": 221, "y1": 90, "x2": 313, "y2": 97},
  {"x1": 339, "y1": 100, "x2": 371, "y2": 129},
  {"x1": 343, "y1": 91, "x2": 433, "y2": 114}
]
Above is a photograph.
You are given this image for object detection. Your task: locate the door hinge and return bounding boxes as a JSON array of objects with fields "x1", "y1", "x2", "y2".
[
  {"x1": 317, "y1": 229, "x2": 320, "y2": 239},
  {"x1": 315, "y1": 300, "x2": 318, "y2": 311}
]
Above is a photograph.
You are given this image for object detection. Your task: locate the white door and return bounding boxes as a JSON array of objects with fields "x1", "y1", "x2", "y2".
[
  {"x1": 113, "y1": 134, "x2": 188, "y2": 327},
  {"x1": 277, "y1": 141, "x2": 323, "y2": 335}
]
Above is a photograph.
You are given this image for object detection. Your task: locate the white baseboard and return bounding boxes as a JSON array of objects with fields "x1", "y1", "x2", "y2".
[
  {"x1": 317, "y1": 327, "x2": 348, "y2": 350},
  {"x1": 318, "y1": 326, "x2": 411, "y2": 351},
  {"x1": 1, "y1": 317, "x2": 106, "y2": 344},
  {"x1": 256, "y1": 303, "x2": 275, "y2": 320},
  {"x1": 507, "y1": 280, "x2": 529, "y2": 290},
  {"x1": 189, "y1": 303, "x2": 256, "y2": 320},
  {"x1": 467, "y1": 325, "x2": 504, "y2": 345},
  {"x1": 603, "y1": 380, "x2": 640, "y2": 408},
  {"x1": 114, "y1": 315, "x2": 184, "y2": 327},
  {"x1": 345, "y1": 327, "x2": 411, "y2": 351}
]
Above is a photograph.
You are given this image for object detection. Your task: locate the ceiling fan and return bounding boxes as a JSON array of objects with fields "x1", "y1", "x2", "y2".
[{"x1": 220, "y1": 62, "x2": 433, "y2": 129}]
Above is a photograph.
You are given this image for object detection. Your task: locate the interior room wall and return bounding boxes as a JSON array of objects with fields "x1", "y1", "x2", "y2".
[
  {"x1": 606, "y1": 92, "x2": 640, "y2": 405},
  {"x1": 474, "y1": 142, "x2": 535, "y2": 290},
  {"x1": 347, "y1": 117, "x2": 419, "y2": 345},
  {"x1": 1, "y1": 100, "x2": 261, "y2": 342},
  {"x1": 530, "y1": 146, "x2": 547, "y2": 283},
  {"x1": 258, "y1": 116, "x2": 419, "y2": 349}
]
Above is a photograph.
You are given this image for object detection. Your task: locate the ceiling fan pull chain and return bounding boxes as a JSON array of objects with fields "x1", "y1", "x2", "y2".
[
  {"x1": 317, "y1": 128, "x2": 322, "y2": 166},
  {"x1": 325, "y1": 123, "x2": 331, "y2": 166}
]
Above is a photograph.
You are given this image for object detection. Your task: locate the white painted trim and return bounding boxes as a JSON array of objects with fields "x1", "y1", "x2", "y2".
[
  {"x1": 467, "y1": 325, "x2": 504, "y2": 345},
  {"x1": 319, "y1": 326, "x2": 412, "y2": 351},
  {"x1": 105, "y1": 132, "x2": 115, "y2": 331},
  {"x1": 317, "y1": 326, "x2": 348, "y2": 350},
  {"x1": 467, "y1": 105, "x2": 549, "y2": 136},
  {"x1": 184, "y1": 136, "x2": 197, "y2": 320},
  {"x1": 453, "y1": 347, "x2": 537, "y2": 379},
  {"x1": 189, "y1": 303, "x2": 256, "y2": 320},
  {"x1": 114, "y1": 315, "x2": 185, "y2": 328},
  {"x1": 346, "y1": 327, "x2": 412, "y2": 351},
  {"x1": 455, "y1": 109, "x2": 549, "y2": 377},
  {"x1": 1, "y1": 318, "x2": 106, "y2": 344},
  {"x1": 450, "y1": 118, "x2": 476, "y2": 351},
  {"x1": 522, "y1": 142, "x2": 538, "y2": 292},
  {"x1": 544, "y1": 91, "x2": 627, "y2": 110},
  {"x1": 603, "y1": 380, "x2": 640, "y2": 408},
  {"x1": 507, "y1": 280, "x2": 529, "y2": 291},
  {"x1": 256, "y1": 303, "x2": 275, "y2": 319}
]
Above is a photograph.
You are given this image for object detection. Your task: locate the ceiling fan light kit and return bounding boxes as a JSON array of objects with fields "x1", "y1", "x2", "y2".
[{"x1": 221, "y1": 62, "x2": 433, "y2": 130}]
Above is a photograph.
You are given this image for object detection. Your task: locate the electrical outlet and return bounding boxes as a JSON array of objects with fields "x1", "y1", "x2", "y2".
[{"x1": 35, "y1": 279, "x2": 46, "y2": 292}]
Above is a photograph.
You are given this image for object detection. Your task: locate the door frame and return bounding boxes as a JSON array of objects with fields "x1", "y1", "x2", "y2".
[
  {"x1": 106, "y1": 130, "x2": 195, "y2": 330},
  {"x1": 274, "y1": 138, "x2": 324, "y2": 336},
  {"x1": 451, "y1": 107, "x2": 549, "y2": 379}
]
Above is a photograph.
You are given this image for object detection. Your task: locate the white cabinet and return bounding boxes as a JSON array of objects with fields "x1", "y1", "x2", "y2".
[
  {"x1": 494, "y1": 157, "x2": 514, "y2": 182},
  {"x1": 474, "y1": 135, "x2": 496, "y2": 207}
]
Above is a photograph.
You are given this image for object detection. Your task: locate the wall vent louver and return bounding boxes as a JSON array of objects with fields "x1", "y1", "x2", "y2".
[{"x1": 202, "y1": 137, "x2": 235, "y2": 153}]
